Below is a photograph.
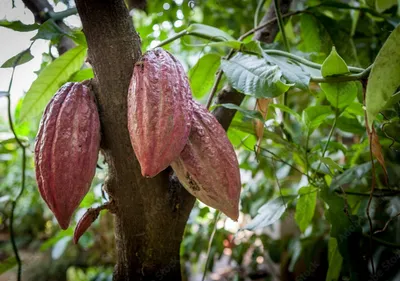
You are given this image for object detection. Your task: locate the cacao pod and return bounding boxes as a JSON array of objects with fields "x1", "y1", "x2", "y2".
[
  {"x1": 74, "y1": 208, "x2": 99, "y2": 244},
  {"x1": 35, "y1": 82, "x2": 100, "y2": 229},
  {"x1": 171, "y1": 101, "x2": 241, "y2": 220},
  {"x1": 127, "y1": 48, "x2": 192, "y2": 177}
]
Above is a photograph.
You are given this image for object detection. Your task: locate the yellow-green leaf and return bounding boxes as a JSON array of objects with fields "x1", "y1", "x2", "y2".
[
  {"x1": 321, "y1": 47, "x2": 349, "y2": 77},
  {"x1": 366, "y1": 25, "x2": 400, "y2": 129},
  {"x1": 20, "y1": 45, "x2": 87, "y2": 122}
]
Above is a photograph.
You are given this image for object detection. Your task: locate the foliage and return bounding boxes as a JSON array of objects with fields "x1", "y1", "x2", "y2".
[{"x1": 1, "y1": 0, "x2": 400, "y2": 280}]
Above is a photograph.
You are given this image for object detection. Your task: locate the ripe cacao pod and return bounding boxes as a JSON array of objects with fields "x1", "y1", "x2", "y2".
[
  {"x1": 74, "y1": 208, "x2": 99, "y2": 244},
  {"x1": 35, "y1": 82, "x2": 100, "y2": 229},
  {"x1": 171, "y1": 101, "x2": 241, "y2": 220},
  {"x1": 127, "y1": 48, "x2": 192, "y2": 178}
]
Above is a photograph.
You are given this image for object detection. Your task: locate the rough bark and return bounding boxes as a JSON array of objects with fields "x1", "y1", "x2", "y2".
[
  {"x1": 74, "y1": 1, "x2": 195, "y2": 280},
  {"x1": 254, "y1": 0, "x2": 292, "y2": 43}
]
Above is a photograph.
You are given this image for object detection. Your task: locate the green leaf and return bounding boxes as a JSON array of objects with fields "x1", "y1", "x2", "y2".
[
  {"x1": 187, "y1": 23, "x2": 235, "y2": 41},
  {"x1": 302, "y1": 105, "x2": 332, "y2": 132},
  {"x1": 245, "y1": 196, "x2": 295, "y2": 231},
  {"x1": 0, "y1": 257, "x2": 17, "y2": 274},
  {"x1": 375, "y1": 0, "x2": 397, "y2": 12},
  {"x1": 220, "y1": 103, "x2": 264, "y2": 121},
  {"x1": 221, "y1": 54, "x2": 293, "y2": 98},
  {"x1": 67, "y1": 30, "x2": 87, "y2": 47},
  {"x1": 300, "y1": 14, "x2": 321, "y2": 53},
  {"x1": 319, "y1": 157, "x2": 344, "y2": 172},
  {"x1": 20, "y1": 45, "x2": 87, "y2": 121},
  {"x1": 189, "y1": 54, "x2": 220, "y2": 99},
  {"x1": 326, "y1": 238, "x2": 343, "y2": 281},
  {"x1": 320, "y1": 81, "x2": 357, "y2": 109},
  {"x1": 321, "y1": 47, "x2": 349, "y2": 77},
  {"x1": 295, "y1": 186, "x2": 317, "y2": 232},
  {"x1": 0, "y1": 20, "x2": 39, "y2": 31},
  {"x1": 1, "y1": 50, "x2": 34, "y2": 68},
  {"x1": 263, "y1": 53, "x2": 310, "y2": 90},
  {"x1": 383, "y1": 91, "x2": 400, "y2": 109},
  {"x1": 366, "y1": 25, "x2": 400, "y2": 128},
  {"x1": 330, "y1": 162, "x2": 372, "y2": 190},
  {"x1": 32, "y1": 19, "x2": 65, "y2": 41},
  {"x1": 69, "y1": 68, "x2": 94, "y2": 82}
]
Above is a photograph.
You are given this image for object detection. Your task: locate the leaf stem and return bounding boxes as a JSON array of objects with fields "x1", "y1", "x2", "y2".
[
  {"x1": 201, "y1": 211, "x2": 221, "y2": 281},
  {"x1": 273, "y1": 0, "x2": 290, "y2": 52}
]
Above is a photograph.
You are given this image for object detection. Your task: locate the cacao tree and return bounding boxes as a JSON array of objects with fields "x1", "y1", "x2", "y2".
[{"x1": 1, "y1": 0, "x2": 400, "y2": 281}]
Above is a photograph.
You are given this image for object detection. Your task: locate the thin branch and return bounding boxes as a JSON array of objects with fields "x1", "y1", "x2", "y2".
[
  {"x1": 273, "y1": 0, "x2": 289, "y2": 52},
  {"x1": 48, "y1": 7, "x2": 78, "y2": 21},
  {"x1": 263, "y1": 49, "x2": 366, "y2": 74},
  {"x1": 374, "y1": 212, "x2": 400, "y2": 234},
  {"x1": 239, "y1": 11, "x2": 302, "y2": 41},
  {"x1": 202, "y1": 211, "x2": 221, "y2": 281},
  {"x1": 153, "y1": 30, "x2": 188, "y2": 49},
  {"x1": 334, "y1": 190, "x2": 400, "y2": 197},
  {"x1": 5, "y1": 43, "x2": 33, "y2": 281},
  {"x1": 254, "y1": 0, "x2": 267, "y2": 28},
  {"x1": 310, "y1": 65, "x2": 372, "y2": 83}
]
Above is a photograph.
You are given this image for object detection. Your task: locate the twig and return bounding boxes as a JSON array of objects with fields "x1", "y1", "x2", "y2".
[
  {"x1": 201, "y1": 211, "x2": 221, "y2": 281},
  {"x1": 334, "y1": 190, "x2": 400, "y2": 197},
  {"x1": 374, "y1": 212, "x2": 400, "y2": 234},
  {"x1": 273, "y1": 0, "x2": 290, "y2": 52},
  {"x1": 263, "y1": 49, "x2": 366, "y2": 74},
  {"x1": 48, "y1": 7, "x2": 78, "y2": 21},
  {"x1": 254, "y1": 0, "x2": 267, "y2": 28},
  {"x1": 5, "y1": 43, "x2": 33, "y2": 281}
]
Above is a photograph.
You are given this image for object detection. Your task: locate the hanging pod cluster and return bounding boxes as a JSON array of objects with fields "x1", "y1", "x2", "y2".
[
  {"x1": 34, "y1": 47, "x2": 241, "y2": 240},
  {"x1": 128, "y1": 48, "x2": 241, "y2": 220}
]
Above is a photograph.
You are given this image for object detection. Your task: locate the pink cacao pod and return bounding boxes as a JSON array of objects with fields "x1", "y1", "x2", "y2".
[
  {"x1": 35, "y1": 82, "x2": 100, "y2": 229},
  {"x1": 73, "y1": 208, "x2": 99, "y2": 244},
  {"x1": 171, "y1": 101, "x2": 241, "y2": 220},
  {"x1": 127, "y1": 48, "x2": 192, "y2": 177}
]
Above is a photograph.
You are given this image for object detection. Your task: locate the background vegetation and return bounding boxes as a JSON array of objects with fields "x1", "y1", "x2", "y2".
[{"x1": 1, "y1": 0, "x2": 400, "y2": 280}]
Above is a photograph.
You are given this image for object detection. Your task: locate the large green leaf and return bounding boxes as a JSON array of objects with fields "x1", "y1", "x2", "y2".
[
  {"x1": 263, "y1": 53, "x2": 310, "y2": 90},
  {"x1": 1, "y1": 49, "x2": 34, "y2": 68},
  {"x1": 326, "y1": 238, "x2": 343, "y2": 281},
  {"x1": 366, "y1": 25, "x2": 400, "y2": 129},
  {"x1": 189, "y1": 54, "x2": 221, "y2": 99},
  {"x1": 20, "y1": 45, "x2": 87, "y2": 121},
  {"x1": 221, "y1": 54, "x2": 293, "y2": 98},
  {"x1": 69, "y1": 68, "x2": 94, "y2": 82},
  {"x1": 300, "y1": 14, "x2": 321, "y2": 54},
  {"x1": 187, "y1": 23, "x2": 235, "y2": 41},
  {"x1": 320, "y1": 81, "x2": 357, "y2": 109},
  {"x1": 295, "y1": 186, "x2": 317, "y2": 232},
  {"x1": 0, "y1": 20, "x2": 39, "y2": 31}
]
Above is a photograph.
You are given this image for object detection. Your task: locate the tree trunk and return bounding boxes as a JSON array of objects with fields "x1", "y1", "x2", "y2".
[
  {"x1": 74, "y1": 1, "x2": 195, "y2": 280},
  {"x1": 74, "y1": 0, "x2": 288, "y2": 279}
]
